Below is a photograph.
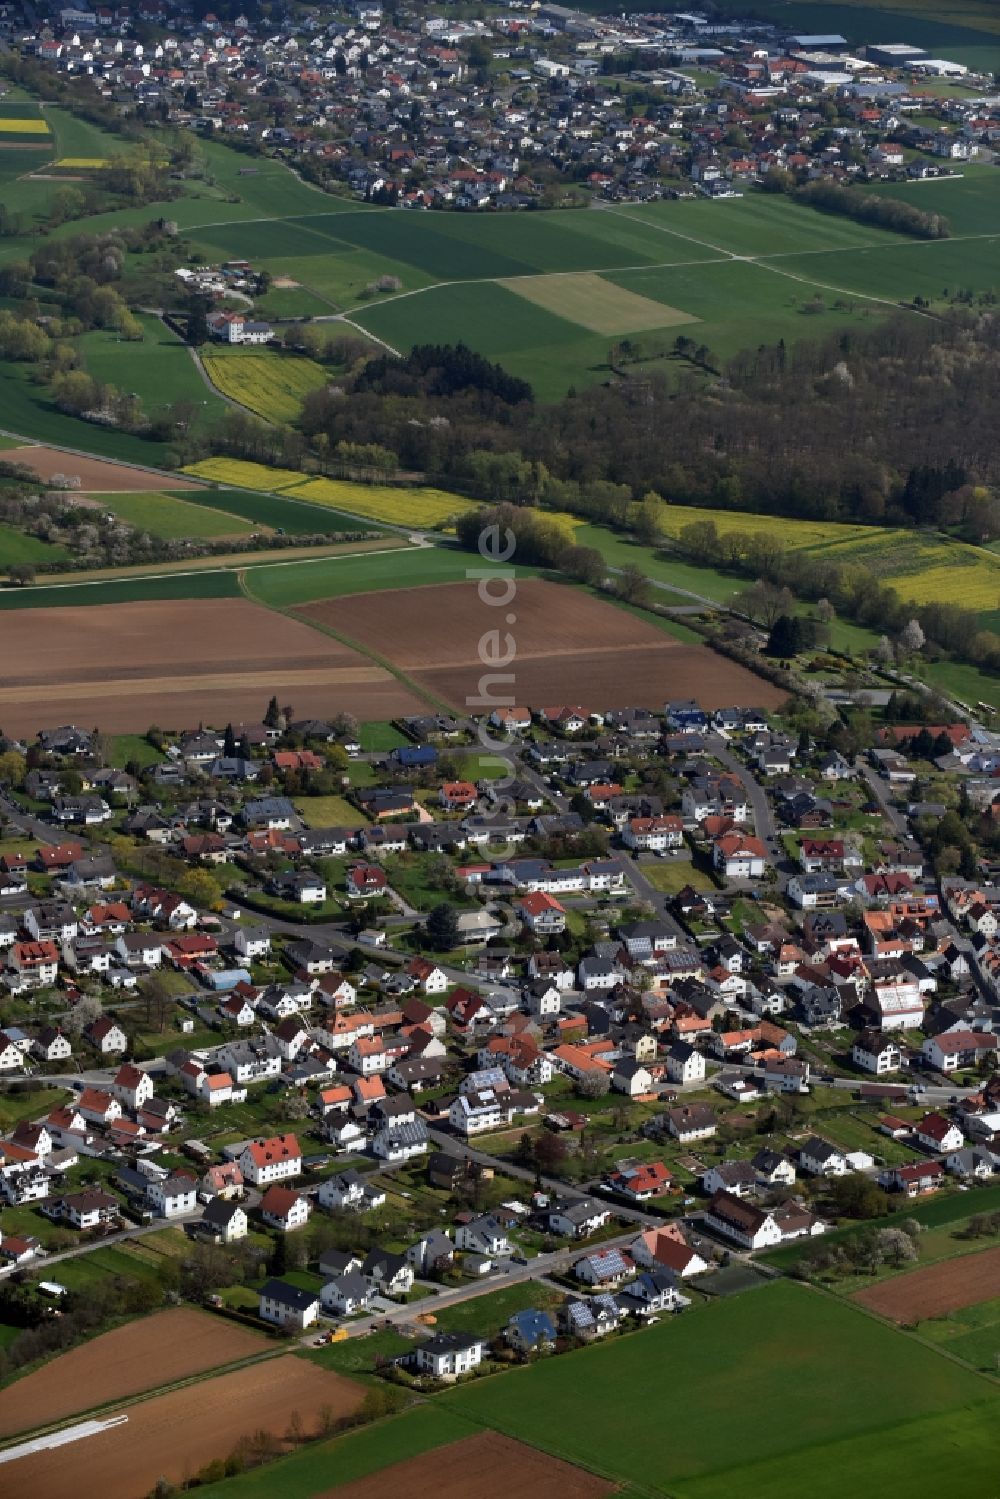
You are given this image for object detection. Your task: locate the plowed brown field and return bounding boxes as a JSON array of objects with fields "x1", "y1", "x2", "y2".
[
  {"x1": 0, "y1": 597, "x2": 424, "y2": 732},
  {"x1": 0, "y1": 1308, "x2": 268, "y2": 1439},
  {"x1": 2, "y1": 447, "x2": 200, "y2": 491},
  {"x1": 0, "y1": 1356, "x2": 363, "y2": 1499},
  {"x1": 300, "y1": 579, "x2": 783, "y2": 711},
  {"x1": 320, "y1": 1431, "x2": 615, "y2": 1499},
  {"x1": 853, "y1": 1246, "x2": 1000, "y2": 1324}
]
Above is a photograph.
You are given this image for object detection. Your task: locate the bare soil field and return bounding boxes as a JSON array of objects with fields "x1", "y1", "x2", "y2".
[
  {"x1": 853, "y1": 1246, "x2": 1000, "y2": 1325},
  {"x1": 0, "y1": 1356, "x2": 363, "y2": 1499},
  {"x1": 301, "y1": 579, "x2": 784, "y2": 711},
  {"x1": 0, "y1": 1308, "x2": 269, "y2": 1439},
  {"x1": 0, "y1": 597, "x2": 424, "y2": 733},
  {"x1": 321, "y1": 1431, "x2": 615, "y2": 1499},
  {"x1": 1, "y1": 447, "x2": 200, "y2": 492}
]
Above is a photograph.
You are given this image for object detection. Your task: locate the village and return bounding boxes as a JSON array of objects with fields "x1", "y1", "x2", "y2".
[
  {"x1": 0, "y1": 685, "x2": 999, "y2": 1384},
  {"x1": 5, "y1": 1, "x2": 998, "y2": 212}
]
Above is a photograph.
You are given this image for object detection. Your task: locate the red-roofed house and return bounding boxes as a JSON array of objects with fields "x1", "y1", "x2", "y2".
[
  {"x1": 713, "y1": 834, "x2": 766, "y2": 879},
  {"x1": 259, "y1": 1184, "x2": 311, "y2": 1231},
  {"x1": 238, "y1": 1133, "x2": 302, "y2": 1186},
  {"x1": 517, "y1": 890, "x2": 567, "y2": 934}
]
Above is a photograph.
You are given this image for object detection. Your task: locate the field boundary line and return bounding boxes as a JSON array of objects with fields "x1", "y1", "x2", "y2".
[
  {"x1": 807, "y1": 1279, "x2": 1000, "y2": 1390},
  {"x1": 267, "y1": 593, "x2": 454, "y2": 713},
  {"x1": 0, "y1": 1344, "x2": 288, "y2": 1453}
]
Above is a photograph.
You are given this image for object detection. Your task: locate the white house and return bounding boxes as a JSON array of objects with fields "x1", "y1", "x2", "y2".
[
  {"x1": 238, "y1": 1134, "x2": 302, "y2": 1186},
  {"x1": 148, "y1": 1174, "x2": 198, "y2": 1218},
  {"x1": 852, "y1": 1030, "x2": 902, "y2": 1075},
  {"x1": 665, "y1": 1041, "x2": 705, "y2": 1086},
  {"x1": 412, "y1": 1333, "x2": 486, "y2": 1378},
  {"x1": 258, "y1": 1279, "x2": 318, "y2": 1329}
]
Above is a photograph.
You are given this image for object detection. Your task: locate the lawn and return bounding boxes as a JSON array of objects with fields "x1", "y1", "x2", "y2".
[
  {"x1": 87, "y1": 491, "x2": 254, "y2": 541},
  {"x1": 110, "y1": 732, "x2": 164, "y2": 768},
  {"x1": 293, "y1": 795, "x2": 359, "y2": 827},
  {"x1": 358, "y1": 721, "x2": 408, "y2": 751},
  {"x1": 0, "y1": 1086, "x2": 67, "y2": 1132},
  {"x1": 431, "y1": 1281, "x2": 563, "y2": 1340},
  {"x1": 639, "y1": 859, "x2": 713, "y2": 894},
  {"x1": 445, "y1": 1281, "x2": 1000, "y2": 1497},
  {"x1": 200, "y1": 349, "x2": 330, "y2": 425}
]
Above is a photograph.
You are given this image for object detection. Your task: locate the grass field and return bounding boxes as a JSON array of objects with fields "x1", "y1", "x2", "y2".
[
  {"x1": 87, "y1": 491, "x2": 254, "y2": 540},
  {"x1": 78, "y1": 316, "x2": 226, "y2": 436},
  {"x1": 709, "y1": 0, "x2": 1000, "y2": 70},
  {"x1": 293, "y1": 794, "x2": 359, "y2": 827},
  {"x1": 501, "y1": 272, "x2": 698, "y2": 335},
  {"x1": 445, "y1": 1281, "x2": 1000, "y2": 1498},
  {"x1": 182, "y1": 458, "x2": 478, "y2": 529},
  {"x1": 243, "y1": 544, "x2": 527, "y2": 608},
  {"x1": 0, "y1": 523, "x2": 70, "y2": 566},
  {"x1": 201, "y1": 350, "x2": 330, "y2": 424},
  {"x1": 180, "y1": 486, "x2": 391, "y2": 535},
  {"x1": 0, "y1": 570, "x2": 241, "y2": 609}
]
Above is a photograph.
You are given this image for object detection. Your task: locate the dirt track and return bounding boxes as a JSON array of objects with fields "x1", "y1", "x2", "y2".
[
  {"x1": 853, "y1": 1246, "x2": 1000, "y2": 1324},
  {"x1": 0, "y1": 1356, "x2": 363, "y2": 1499},
  {"x1": 303, "y1": 579, "x2": 784, "y2": 711},
  {"x1": 320, "y1": 1431, "x2": 615, "y2": 1499},
  {"x1": 0, "y1": 597, "x2": 424, "y2": 732},
  {"x1": 1, "y1": 447, "x2": 199, "y2": 492},
  {"x1": 0, "y1": 1308, "x2": 268, "y2": 1439}
]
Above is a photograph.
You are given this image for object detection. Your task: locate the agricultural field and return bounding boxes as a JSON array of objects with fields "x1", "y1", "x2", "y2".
[
  {"x1": 853, "y1": 1244, "x2": 1000, "y2": 1325},
  {"x1": 180, "y1": 484, "x2": 390, "y2": 535},
  {"x1": 0, "y1": 596, "x2": 426, "y2": 732},
  {"x1": 298, "y1": 577, "x2": 788, "y2": 711},
  {"x1": 0, "y1": 570, "x2": 242, "y2": 610},
  {"x1": 0, "y1": 1308, "x2": 269, "y2": 1438},
  {"x1": 1, "y1": 445, "x2": 200, "y2": 493},
  {"x1": 182, "y1": 457, "x2": 477, "y2": 529},
  {"x1": 708, "y1": 0, "x2": 1000, "y2": 71},
  {"x1": 443, "y1": 1281, "x2": 1000, "y2": 1499},
  {"x1": 631, "y1": 499, "x2": 1000, "y2": 618},
  {"x1": 325, "y1": 1432, "x2": 614, "y2": 1499},
  {"x1": 201, "y1": 350, "x2": 330, "y2": 424},
  {"x1": 0, "y1": 1356, "x2": 364, "y2": 1499},
  {"x1": 242, "y1": 546, "x2": 485, "y2": 607},
  {"x1": 75, "y1": 490, "x2": 255, "y2": 540},
  {"x1": 77, "y1": 316, "x2": 226, "y2": 435},
  {"x1": 0, "y1": 523, "x2": 70, "y2": 567}
]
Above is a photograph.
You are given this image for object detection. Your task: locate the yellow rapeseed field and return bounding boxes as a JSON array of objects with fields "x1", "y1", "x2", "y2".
[
  {"x1": 201, "y1": 352, "x2": 330, "y2": 424},
  {"x1": 55, "y1": 157, "x2": 108, "y2": 168},
  {"x1": 637, "y1": 499, "x2": 1000, "y2": 612},
  {"x1": 0, "y1": 119, "x2": 50, "y2": 134},
  {"x1": 182, "y1": 457, "x2": 478, "y2": 529}
]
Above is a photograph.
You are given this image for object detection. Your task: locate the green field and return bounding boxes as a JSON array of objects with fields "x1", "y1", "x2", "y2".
[
  {"x1": 709, "y1": 0, "x2": 1000, "y2": 71},
  {"x1": 180, "y1": 486, "x2": 391, "y2": 535},
  {"x1": 444, "y1": 1281, "x2": 1000, "y2": 1498},
  {"x1": 78, "y1": 316, "x2": 227, "y2": 434},
  {"x1": 242, "y1": 544, "x2": 500, "y2": 607},
  {"x1": 195, "y1": 1280, "x2": 1000, "y2": 1499},
  {"x1": 0, "y1": 570, "x2": 241, "y2": 609},
  {"x1": 88, "y1": 491, "x2": 254, "y2": 540},
  {"x1": 0, "y1": 523, "x2": 70, "y2": 566}
]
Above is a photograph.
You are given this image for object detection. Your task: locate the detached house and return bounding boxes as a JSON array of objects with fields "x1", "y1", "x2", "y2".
[
  {"x1": 258, "y1": 1279, "x2": 318, "y2": 1330},
  {"x1": 238, "y1": 1134, "x2": 302, "y2": 1186}
]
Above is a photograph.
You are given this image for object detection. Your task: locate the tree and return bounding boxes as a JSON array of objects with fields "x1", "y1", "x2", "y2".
[
  {"x1": 765, "y1": 614, "x2": 804, "y2": 658},
  {"x1": 180, "y1": 868, "x2": 223, "y2": 911},
  {"x1": 263, "y1": 695, "x2": 281, "y2": 729},
  {"x1": 828, "y1": 1173, "x2": 884, "y2": 1220},
  {"x1": 899, "y1": 618, "x2": 925, "y2": 655},
  {"x1": 140, "y1": 972, "x2": 173, "y2": 1034},
  {"x1": 576, "y1": 1070, "x2": 610, "y2": 1100},
  {"x1": 532, "y1": 1131, "x2": 567, "y2": 1173},
  {"x1": 873, "y1": 635, "x2": 895, "y2": 668},
  {"x1": 426, "y1": 902, "x2": 459, "y2": 950}
]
